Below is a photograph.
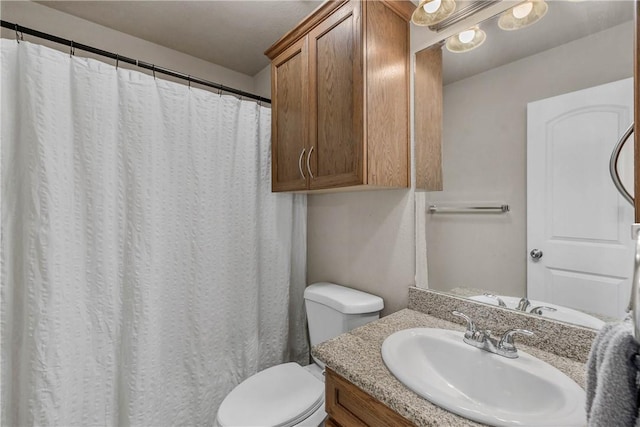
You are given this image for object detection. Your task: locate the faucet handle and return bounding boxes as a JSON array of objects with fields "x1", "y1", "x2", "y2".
[
  {"x1": 516, "y1": 297, "x2": 531, "y2": 311},
  {"x1": 498, "y1": 328, "x2": 534, "y2": 355},
  {"x1": 452, "y1": 311, "x2": 477, "y2": 339},
  {"x1": 482, "y1": 293, "x2": 507, "y2": 307},
  {"x1": 529, "y1": 306, "x2": 558, "y2": 316}
]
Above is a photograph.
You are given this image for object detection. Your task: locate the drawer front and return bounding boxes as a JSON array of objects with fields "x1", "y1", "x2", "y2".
[{"x1": 325, "y1": 369, "x2": 415, "y2": 427}]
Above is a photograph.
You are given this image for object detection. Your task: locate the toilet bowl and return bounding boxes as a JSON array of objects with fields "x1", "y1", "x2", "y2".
[
  {"x1": 216, "y1": 283, "x2": 384, "y2": 427},
  {"x1": 216, "y1": 362, "x2": 326, "y2": 427}
]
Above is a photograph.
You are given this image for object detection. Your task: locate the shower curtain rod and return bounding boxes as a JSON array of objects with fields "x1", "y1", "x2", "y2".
[{"x1": 1, "y1": 20, "x2": 272, "y2": 104}]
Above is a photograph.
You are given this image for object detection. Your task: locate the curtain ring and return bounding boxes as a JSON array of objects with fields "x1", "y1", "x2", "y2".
[
  {"x1": 70, "y1": 40, "x2": 75, "y2": 57},
  {"x1": 115, "y1": 54, "x2": 119, "y2": 70},
  {"x1": 188, "y1": 75, "x2": 191, "y2": 89},
  {"x1": 218, "y1": 86, "x2": 223, "y2": 97},
  {"x1": 14, "y1": 24, "x2": 20, "y2": 44},
  {"x1": 152, "y1": 64, "x2": 156, "y2": 79}
]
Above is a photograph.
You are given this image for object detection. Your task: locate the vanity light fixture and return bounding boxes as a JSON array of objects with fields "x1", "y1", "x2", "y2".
[
  {"x1": 411, "y1": 0, "x2": 457, "y2": 26},
  {"x1": 445, "y1": 26, "x2": 486, "y2": 53},
  {"x1": 498, "y1": 0, "x2": 548, "y2": 31}
]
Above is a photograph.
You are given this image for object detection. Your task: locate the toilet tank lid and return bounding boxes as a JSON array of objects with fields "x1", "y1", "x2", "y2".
[{"x1": 304, "y1": 282, "x2": 384, "y2": 314}]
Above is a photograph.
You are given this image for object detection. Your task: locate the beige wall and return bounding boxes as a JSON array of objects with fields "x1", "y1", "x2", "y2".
[
  {"x1": 254, "y1": 65, "x2": 415, "y2": 317},
  {"x1": 426, "y1": 21, "x2": 635, "y2": 296},
  {"x1": 0, "y1": 1, "x2": 255, "y2": 93},
  {"x1": 307, "y1": 191, "x2": 415, "y2": 316},
  {"x1": 253, "y1": 65, "x2": 271, "y2": 100}
]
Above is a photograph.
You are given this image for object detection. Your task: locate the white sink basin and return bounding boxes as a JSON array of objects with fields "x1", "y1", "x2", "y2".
[
  {"x1": 381, "y1": 328, "x2": 586, "y2": 426},
  {"x1": 468, "y1": 295, "x2": 605, "y2": 329}
]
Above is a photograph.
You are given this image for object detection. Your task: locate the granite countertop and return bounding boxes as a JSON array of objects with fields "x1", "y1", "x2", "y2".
[{"x1": 312, "y1": 308, "x2": 587, "y2": 427}]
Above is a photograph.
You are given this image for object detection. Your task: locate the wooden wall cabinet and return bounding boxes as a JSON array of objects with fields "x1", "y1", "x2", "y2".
[
  {"x1": 414, "y1": 46, "x2": 443, "y2": 191},
  {"x1": 266, "y1": 0, "x2": 415, "y2": 193},
  {"x1": 325, "y1": 368, "x2": 415, "y2": 427}
]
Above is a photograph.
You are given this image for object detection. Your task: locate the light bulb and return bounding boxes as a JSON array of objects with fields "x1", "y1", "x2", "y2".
[
  {"x1": 423, "y1": 0, "x2": 442, "y2": 14},
  {"x1": 458, "y1": 29, "x2": 476, "y2": 44},
  {"x1": 512, "y1": 1, "x2": 533, "y2": 19}
]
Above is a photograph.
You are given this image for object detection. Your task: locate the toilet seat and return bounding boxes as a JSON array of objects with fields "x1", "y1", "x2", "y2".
[{"x1": 216, "y1": 362, "x2": 324, "y2": 427}]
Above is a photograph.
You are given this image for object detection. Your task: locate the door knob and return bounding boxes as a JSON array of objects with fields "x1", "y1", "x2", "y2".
[{"x1": 530, "y1": 249, "x2": 543, "y2": 260}]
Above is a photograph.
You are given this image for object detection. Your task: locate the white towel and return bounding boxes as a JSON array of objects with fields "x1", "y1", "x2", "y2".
[{"x1": 586, "y1": 322, "x2": 640, "y2": 427}]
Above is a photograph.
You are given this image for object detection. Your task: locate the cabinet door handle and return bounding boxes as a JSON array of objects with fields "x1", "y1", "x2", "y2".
[
  {"x1": 298, "y1": 148, "x2": 306, "y2": 180},
  {"x1": 307, "y1": 146, "x2": 314, "y2": 179}
]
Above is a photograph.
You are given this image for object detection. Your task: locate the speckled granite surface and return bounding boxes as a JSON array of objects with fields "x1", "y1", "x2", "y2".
[
  {"x1": 409, "y1": 287, "x2": 597, "y2": 363},
  {"x1": 312, "y1": 309, "x2": 587, "y2": 427}
]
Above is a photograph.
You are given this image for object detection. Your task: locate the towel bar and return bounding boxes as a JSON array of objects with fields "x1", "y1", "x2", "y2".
[{"x1": 428, "y1": 204, "x2": 510, "y2": 214}]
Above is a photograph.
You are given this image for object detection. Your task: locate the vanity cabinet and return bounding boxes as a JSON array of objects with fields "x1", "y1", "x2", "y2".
[
  {"x1": 325, "y1": 369, "x2": 415, "y2": 427},
  {"x1": 265, "y1": 0, "x2": 415, "y2": 193}
]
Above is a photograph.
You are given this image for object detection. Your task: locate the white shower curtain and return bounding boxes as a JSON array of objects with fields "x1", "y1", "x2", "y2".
[{"x1": 1, "y1": 40, "x2": 308, "y2": 426}]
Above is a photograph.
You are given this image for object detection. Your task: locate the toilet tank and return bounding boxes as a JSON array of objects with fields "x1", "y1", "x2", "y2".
[{"x1": 304, "y1": 282, "x2": 384, "y2": 347}]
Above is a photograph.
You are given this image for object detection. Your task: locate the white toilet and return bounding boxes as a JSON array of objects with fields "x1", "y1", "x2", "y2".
[{"x1": 216, "y1": 282, "x2": 384, "y2": 427}]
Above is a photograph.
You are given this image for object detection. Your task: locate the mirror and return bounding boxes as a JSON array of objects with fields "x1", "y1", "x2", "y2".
[{"x1": 419, "y1": 0, "x2": 635, "y2": 329}]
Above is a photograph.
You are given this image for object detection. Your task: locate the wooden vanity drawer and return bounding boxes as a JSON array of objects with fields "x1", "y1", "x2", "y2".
[{"x1": 325, "y1": 368, "x2": 415, "y2": 427}]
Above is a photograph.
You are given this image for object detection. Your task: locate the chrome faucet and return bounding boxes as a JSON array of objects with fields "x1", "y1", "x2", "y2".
[
  {"x1": 529, "y1": 306, "x2": 558, "y2": 316},
  {"x1": 482, "y1": 293, "x2": 506, "y2": 307},
  {"x1": 516, "y1": 297, "x2": 531, "y2": 312},
  {"x1": 515, "y1": 297, "x2": 557, "y2": 317},
  {"x1": 452, "y1": 311, "x2": 534, "y2": 359}
]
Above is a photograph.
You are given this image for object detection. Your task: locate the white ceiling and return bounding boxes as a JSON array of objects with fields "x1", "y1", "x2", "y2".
[
  {"x1": 36, "y1": 1, "x2": 323, "y2": 77},
  {"x1": 442, "y1": 1, "x2": 634, "y2": 84},
  {"x1": 33, "y1": 0, "x2": 634, "y2": 82}
]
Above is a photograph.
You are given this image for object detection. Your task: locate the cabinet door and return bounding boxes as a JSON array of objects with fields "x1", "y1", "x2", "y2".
[
  {"x1": 271, "y1": 37, "x2": 309, "y2": 192},
  {"x1": 308, "y1": 0, "x2": 364, "y2": 190}
]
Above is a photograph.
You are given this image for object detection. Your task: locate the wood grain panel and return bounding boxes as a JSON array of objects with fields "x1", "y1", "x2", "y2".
[
  {"x1": 379, "y1": 0, "x2": 415, "y2": 21},
  {"x1": 325, "y1": 369, "x2": 416, "y2": 427},
  {"x1": 267, "y1": 0, "x2": 414, "y2": 193},
  {"x1": 264, "y1": 0, "x2": 413, "y2": 61},
  {"x1": 635, "y1": 0, "x2": 639, "y2": 221},
  {"x1": 315, "y1": 13, "x2": 357, "y2": 176},
  {"x1": 414, "y1": 45, "x2": 443, "y2": 191},
  {"x1": 365, "y1": 0, "x2": 410, "y2": 187},
  {"x1": 308, "y1": 0, "x2": 364, "y2": 189},
  {"x1": 271, "y1": 38, "x2": 308, "y2": 192},
  {"x1": 326, "y1": 417, "x2": 341, "y2": 427},
  {"x1": 265, "y1": 1, "x2": 348, "y2": 60}
]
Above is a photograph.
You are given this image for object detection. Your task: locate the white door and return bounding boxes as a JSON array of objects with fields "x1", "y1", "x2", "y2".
[{"x1": 527, "y1": 78, "x2": 634, "y2": 319}]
